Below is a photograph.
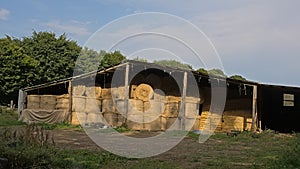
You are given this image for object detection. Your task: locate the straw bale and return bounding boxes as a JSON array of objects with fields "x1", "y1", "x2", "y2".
[
  {"x1": 55, "y1": 103, "x2": 69, "y2": 110},
  {"x1": 222, "y1": 115, "x2": 244, "y2": 132},
  {"x1": 72, "y1": 96, "x2": 86, "y2": 112},
  {"x1": 126, "y1": 120, "x2": 143, "y2": 130},
  {"x1": 167, "y1": 96, "x2": 181, "y2": 102},
  {"x1": 101, "y1": 88, "x2": 112, "y2": 99},
  {"x1": 153, "y1": 89, "x2": 166, "y2": 101},
  {"x1": 135, "y1": 83, "x2": 153, "y2": 101},
  {"x1": 73, "y1": 85, "x2": 86, "y2": 96},
  {"x1": 85, "y1": 97, "x2": 101, "y2": 113},
  {"x1": 102, "y1": 99, "x2": 116, "y2": 113},
  {"x1": 143, "y1": 115, "x2": 162, "y2": 131},
  {"x1": 85, "y1": 86, "x2": 101, "y2": 98},
  {"x1": 166, "y1": 117, "x2": 181, "y2": 130},
  {"x1": 71, "y1": 112, "x2": 79, "y2": 125},
  {"x1": 40, "y1": 95, "x2": 57, "y2": 105},
  {"x1": 128, "y1": 99, "x2": 144, "y2": 114},
  {"x1": 144, "y1": 100, "x2": 164, "y2": 116},
  {"x1": 161, "y1": 116, "x2": 167, "y2": 130},
  {"x1": 127, "y1": 114, "x2": 143, "y2": 124},
  {"x1": 185, "y1": 102, "x2": 199, "y2": 118},
  {"x1": 27, "y1": 102, "x2": 40, "y2": 109},
  {"x1": 115, "y1": 100, "x2": 125, "y2": 114},
  {"x1": 163, "y1": 102, "x2": 179, "y2": 117},
  {"x1": 56, "y1": 94, "x2": 69, "y2": 99},
  {"x1": 86, "y1": 112, "x2": 104, "y2": 124},
  {"x1": 103, "y1": 112, "x2": 119, "y2": 126},
  {"x1": 130, "y1": 85, "x2": 137, "y2": 99},
  {"x1": 111, "y1": 87, "x2": 125, "y2": 100},
  {"x1": 73, "y1": 111, "x2": 88, "y2": 124},
  {"x1": 28, "y1": 95, "x2": 40, "y2": 103},
  {"x1": 185, "y1": 117, "x2": 200, "y2": 131}
]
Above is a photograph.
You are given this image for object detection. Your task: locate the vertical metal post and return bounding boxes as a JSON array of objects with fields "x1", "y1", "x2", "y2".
[
  {"x1": 251, "y1": 85, "x2": 257, "y2": 131},
  {"x1": 68, "y1": 80, "x2": 73, "y2": 124},
  {"x1": 124, "y1": 63, "x2": 130, "y2": 124},
  {"x1": 181, "y1": 71, "x2": 188, "y2": 130}
]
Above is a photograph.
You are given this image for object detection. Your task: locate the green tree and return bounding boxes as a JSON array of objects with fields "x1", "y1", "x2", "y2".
[
  {"x1": 100, "y1": 51, "x2": 126, "y2": 69},
  {"x1": 21, "y1": 31, "x2": 82, "y2": 83},
  {"x1": 229, "y1": 75, "x2": 247, "y2": 81},
  {"x1": 74, "y1": 48, "x2": 105, "y2": 74},
  {"x1": 153, "y1": 59, "x2": 192, "y2": 70},
  {"x1": 0, "y1": 36, "x2": 38, "y2": 104},
  {"x1": 196, "y1": 68, "x2": 208, "y2": 75}
]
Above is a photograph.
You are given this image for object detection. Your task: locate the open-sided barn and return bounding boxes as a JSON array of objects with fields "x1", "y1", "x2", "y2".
[{"x1": 18, "y1": 60, "x2": 300, "y2": 133}]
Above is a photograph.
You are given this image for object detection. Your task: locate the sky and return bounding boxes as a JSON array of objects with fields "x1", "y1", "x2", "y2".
[{"x1": 1, "y1": 0, "x2": 300, "y2": 87}]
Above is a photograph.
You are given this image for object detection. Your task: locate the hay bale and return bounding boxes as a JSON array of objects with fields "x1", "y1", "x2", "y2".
[
  {"x1": 222, "y1": 115, "x2": 244, "y2": 132},
  {"x1": 40, "y1": 95, "x2": 56, "y2": 110},
  {"x1": 27, "y1": 102, "x2": 40, "y2": 109},
  {"x1": 86, "y1": 112, "x2": 104, "y2": 124},
  {"x1": 101, "y1": 88, "x2": 112, "y2": 99},
  {"x1": 102, "y1": 99, "x2": 116, "y2": 113},
  {"x1": 128, "y1": 99, "x2": 144, "y2": 114},
  {"x1": 27, "y1": 95, "x2": 40, "y2": 103},
  {"x1": 185, "y1": 102, "x2": 199, "y2": 118},
  {"x1": 72, "y1": 96, "x2": 86, "y2": 112},
  {"x1": 73, "y1": 85, "x2": 86, "y2": 96},
  {"x1": 56, "y1": 94, "x2": 69, "y2": 99},
  {"x1": 153, "y1": 89, "x2": 166, "y2": 101},
  {"x1": 163, "y1": 102, "x2": 179, "y2": 117},
  {"x1": 166, "y1": 117, "x2": 181, "y2": 130},
  {"x1": 103, "y1": 112, "x2": 118, "y2": 126},
  {"x1": 111, "y1": 87, "x2": 125, "y2": 100},
  {"x1": 85, "y1": 86, "x2": 101, "y2": 98},
  {"x1": 85, "y1": 97, "x2": 101, "y2": 113},
  {"x1": 135, "y1": 84, "x2": 153, "y2": 101},
  {"x1": 144, "y1": 100, "x2": 164, "y2": 116},
  {"x1": 56, "y1": 96, "x2": 69, "y2": 110},
  {"x1": 185, "y1": 118, "x2": 199, "y2": 131},
  {"x1": 130, "y1": 85, "x2": 137, "y2": 99},
  {"x1": 167, "y1": 96, "x2": 181, "y2": 102},
  {"x1": 73, "y1": 111, "x2": 88, "y2": 124},
  {"x1": 143, "y1": 115, "x2": 162, "y2": 131}
]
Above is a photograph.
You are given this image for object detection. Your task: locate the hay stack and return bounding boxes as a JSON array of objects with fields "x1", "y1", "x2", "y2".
[
  {"x1": 73, "y1": 85, "x2": 86, "y2": 96},
  {"x1": 40, "y1": 95, "x2": 56, "y2": 110},
  {"x1": 130, "y1": 85, "x2": 137, "y2": 99},
  {"x1": 199, "y1": 111, "x2": 222, "y2": 132},
  {"x1": 135, "y1": 84, "x2": 153, "y2": 101},
  {"x1": 72, "y1": 96, "x2": 86, "y2": 112},
  {"x1": 185, "y1": 102, "x2": 199, "y2": 118},
  {"x1": 128, "y1": 99, "x2": 144, "y2": 114},
  {"x1": 111, "y1": 87, "x2": 125, "y2": 100},
  {"x1": 85, "y1": 86, "x2": 101, "y2": 98},
  {"x1": 143, "y1": 100, "x2": 164, "y2": 116},
  {"x1": 143, "y1": 115, "x2": 163, "y2": 131},
  {"x1": 56, "y1": 94, "x2": 69, "y2": 110},
  {"x1": 27, "y1": 95, "x2": 40, "y2": 109},
  {"x1": 222, "y1": 115, "x2": 244, "y2": 132},
  {"x1": 85, "y1": 97, "x2": 101, "y2": 113},
  {"x1": 103, "y1": 112, "x2": 119, "y2": 126}
]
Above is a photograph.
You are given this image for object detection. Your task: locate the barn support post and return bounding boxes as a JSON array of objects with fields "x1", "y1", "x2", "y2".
[
  {"x1": 68, "y1": 80, "x2": 73, "y2": 124},
  {"x1": 123, "y1": 63, "x2": 130, "y2": 124},
  {"x1": 251, "y1": 85, "x2": 257, "y2": 131},
  {"x1": 181, "y1": 71, "x2": 188, "y2": 130}
]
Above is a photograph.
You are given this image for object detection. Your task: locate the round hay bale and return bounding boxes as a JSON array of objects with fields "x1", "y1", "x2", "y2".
[
  {"x1": 85, "y1": 97, "x2": 101, "y2": 113},
  {"x1": 85, "y1": 86, "x2": 102, "y2": 98},
  {"x1": 73, "y1": 85, "x2": 86, "y2": 96},
  {"x1": 135, "y1": 83, "x2": 153, "y2": 101},
  {"x1": 72, "y1": 96, "x2": 86, "y2": 112}
]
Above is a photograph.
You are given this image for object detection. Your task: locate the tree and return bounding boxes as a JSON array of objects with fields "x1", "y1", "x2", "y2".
[
  {"x1": 74, "y1": 48, "x2": 105, "y2": 74},
  {"x1": 0, "y1": 36, "x2": 38, "y2": 104},
  {"x1": 21, "y1": 31, "x2": 82, "y2": 83},
  {"x1": 100, "y1": 51, "x2": 126, "y2": 69},
  {"x1": 153, "y1": 59, "x2": 192, "y2": 70},
  {"x1": 196, "y1": 68, "x2": 208, "y2": 75},
  {"x1": 229, "y1": 75, "x2": 247, "y2": 81}
]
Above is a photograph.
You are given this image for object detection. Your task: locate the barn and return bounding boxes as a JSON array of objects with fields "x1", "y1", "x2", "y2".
[{"x1": 17, "y1": 60, "x2": 300, "y2": 133}]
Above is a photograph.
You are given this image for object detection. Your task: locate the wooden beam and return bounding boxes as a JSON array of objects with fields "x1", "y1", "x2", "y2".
[
  {"x1": 251, "y1": 85, "x2": 257, "y2": 131},
  {"x1": 123, "y1": 63, "x2": 130, "y2": 124},
  {"x1": 181, "y1": 71, "x2": 188, "y2": 130},
  {"x1": 68, "y1": 80, "x2": 73, "y2": 124}
]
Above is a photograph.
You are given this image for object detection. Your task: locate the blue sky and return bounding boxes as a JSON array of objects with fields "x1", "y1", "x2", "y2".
[{"x1": 1, "y1": 1, "x2": 300, "y2": 86}]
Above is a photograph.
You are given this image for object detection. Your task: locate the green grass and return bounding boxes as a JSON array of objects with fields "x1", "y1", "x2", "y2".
[{"x1": 0, "y1": 106, "x2": 25, "y2": 126}]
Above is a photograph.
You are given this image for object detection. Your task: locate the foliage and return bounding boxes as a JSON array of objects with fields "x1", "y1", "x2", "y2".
[
  {"x1": 100, "y1": 50, "x2": 126, "y2": 69},
  {"x1": 196, "y1": 68, "x2": 208, "y2": 75},
  {"x1": 229, "y1": 74, "x2": 247, "y2": 81},
  {"x1": 132, "y1": 56, "x2": 148, "y2": 62},
  {"x1": 208, "y1": 68, "x2": 227, "y2": 77},
  {"x1": 74, "y1": 47, "x2": 105, "y2": 74},
  {"x1": 153, "y1": 59, "x2": 193, "y2": 70}
]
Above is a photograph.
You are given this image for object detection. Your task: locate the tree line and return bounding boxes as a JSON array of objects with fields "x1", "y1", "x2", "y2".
[{"x1": 0, "y1": 31, "x2": 245, "y2": 105}]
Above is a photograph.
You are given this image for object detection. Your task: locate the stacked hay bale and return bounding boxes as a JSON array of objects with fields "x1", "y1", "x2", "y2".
[
  {"x1": 126, "y1": 83, "x2": 165, "y2": 131},
  {"x1": 72, "y1": 85, "x2": 86, "y2": 124},
  {"x1": 199, "y1": 111, "x2": 222, "y2": 132},
  {"x1": 184, "y1": 97, "x2": 202, "y2": 131},
  {"x1": 27, "y1": 95, "x2": 40, "y2": 109},
  {"x1": 85, "y1": 86, "x2": 102, "y2": 124},
  {"x1": 40, "y1": 95, "x2": 57, "y2": 110},
  {"x1": 55, "y1": 94, "x2": 69, "y2": 111}
]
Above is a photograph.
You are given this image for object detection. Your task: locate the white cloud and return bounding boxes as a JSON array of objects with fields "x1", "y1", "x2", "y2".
[
  {"x1": 0, "y1": 8, "x2": 10, "y2": 20},
  {"x1": 44, "y1": 20, "x2": 91, "y2": 36}
]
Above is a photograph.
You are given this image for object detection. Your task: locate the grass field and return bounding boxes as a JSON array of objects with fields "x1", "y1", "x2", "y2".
[{"x1": 0, "y1": 107, "x2": 300, "y2": 168}]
